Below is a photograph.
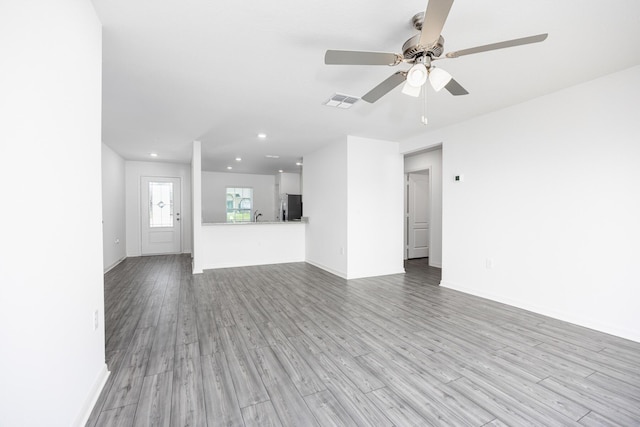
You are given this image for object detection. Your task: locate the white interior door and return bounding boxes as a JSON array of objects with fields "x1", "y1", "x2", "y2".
[
  {"x1": 141, "y1": 177, "x2": 181, "y2": 255},
  {"x1": 408, "y1": 172, "x2": 430, "y2": 259}
]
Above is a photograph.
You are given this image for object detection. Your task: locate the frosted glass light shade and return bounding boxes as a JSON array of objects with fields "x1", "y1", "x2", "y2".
[
  {"x1": 429, "y1": 67, "x2": 452, "y2": 92},
  {"x1": 406, "y1": 63, "x2": 428, "y2": 87},
  {"x1": 401, "y1": 81, "x2": 422, "y2": 97}
]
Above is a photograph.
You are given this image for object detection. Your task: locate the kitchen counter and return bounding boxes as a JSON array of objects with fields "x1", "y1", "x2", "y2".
[
  {"x1": 203, "y1": 220, "x2": 305, "y2": 225},
  {"x1": 200, "y1": 221, "x2": 305, "y2": 270}
]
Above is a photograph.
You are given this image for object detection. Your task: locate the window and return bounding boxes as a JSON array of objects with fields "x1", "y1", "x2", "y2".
[{"x1": 226, "y1": 187, "x2": 253, "y2": 222}]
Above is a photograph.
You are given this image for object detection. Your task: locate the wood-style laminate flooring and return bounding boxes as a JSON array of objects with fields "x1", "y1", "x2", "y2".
[{"x1": 87, "y1": 255, "x2": 640, "y2": 426}]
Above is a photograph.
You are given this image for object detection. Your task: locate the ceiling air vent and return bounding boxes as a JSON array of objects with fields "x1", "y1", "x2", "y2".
[{"x1": 323, "y1": 93, "x2": 360, "y2": 109}]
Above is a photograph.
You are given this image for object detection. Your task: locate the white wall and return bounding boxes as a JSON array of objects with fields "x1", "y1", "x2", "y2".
[
  {"x1": 405, "y1": 65, "x2": 640, "y2": 342},
  {"x1": 202, "y1": 171, "x2": 276, "y2": 223},
  {"x1": 192, "y1": 141, "x2": 203, "y2": 274},
  {"x1": 0, "y1": 1, "x2": 108, "y2": 425},
  {"x1": 404, "y1": 148, "x2": 443, "y2": 267},
  {"x1": 125, "y1": 161, "x2": 192, "y2": 256},
  {"x1": 102, "y1": 144, "x2": 126, "y2": 272},
  {"x1": 304, "y1": 140, "x2": 349, "y2": 277},
  {"x1": 304, "y1": 137, "x2": 405, "y2": 279},
  {"x1": 347, "y1": 136, "x2": 405, "y2": 279}
]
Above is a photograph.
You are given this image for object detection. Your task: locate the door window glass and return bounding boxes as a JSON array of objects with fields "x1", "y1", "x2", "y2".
[{"x1": 149, "y1": 182, "x2": 174, "y2": 227}]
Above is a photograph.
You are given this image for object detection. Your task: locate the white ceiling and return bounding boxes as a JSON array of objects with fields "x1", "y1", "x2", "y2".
[{"x1": 91, "y1": 0, "x2": 640, "y2": 174}]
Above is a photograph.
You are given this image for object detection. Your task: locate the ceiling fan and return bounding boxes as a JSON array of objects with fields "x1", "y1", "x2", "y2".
[{"x1": 325, "y1": 0, "x2": 547, "y2": 105}]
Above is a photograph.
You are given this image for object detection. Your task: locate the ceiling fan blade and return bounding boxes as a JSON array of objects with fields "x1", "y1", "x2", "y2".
[
  {"x1": 444, "y1": 78, "x2": 468, "y2": 96},
  {"x1": 419, "y1": 0, "x2": 454, "y2": 48},
  {"x1": 445, "y1": 33, "x2": 548, "y2": 58},
  {"x1": 325, "y1": 50, "x2": 401, "y2": 66},
  {"x1": 362, "y1": 72, "x2": 407, "y2": 103}
]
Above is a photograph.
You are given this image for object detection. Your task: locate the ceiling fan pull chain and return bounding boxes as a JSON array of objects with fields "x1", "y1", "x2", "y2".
[{"x1": 421, "y1": 84, "x2": 428, "y2": 125}]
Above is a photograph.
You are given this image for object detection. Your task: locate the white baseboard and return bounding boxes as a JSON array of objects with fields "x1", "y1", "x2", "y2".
[
  {"x1": 440, "y1": 280, "x2": 640, "y2": 344},
  {"x1": 103, "y1": 256, "x2": 126, "y2": 274},
  {"x1": 201, "y1": 258, "x2": 306, "y2": 272},
  {"x1": 74, "y1": 363, "x2": 110, "y2": 427},
  {"x1": 347, "y1": 268, "x2": 406, "y2": 280},
  {"x1": 305, "y1": 260, "x2": 348, "y2": 279},
  {"x1": 305, "y1": 260, "x2": 406, "y2": 280}
]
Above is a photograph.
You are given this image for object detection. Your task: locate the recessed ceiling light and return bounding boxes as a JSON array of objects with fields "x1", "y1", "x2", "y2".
[
  {"x1": 257, "y1": 133, "x2": 267, "y2": 139},
  {"x1": 227, "y1": 166, "x2": 233, "y2": 170},
  {"x1": 278, "y1": 170, "x2": 284, "y2": 173},
  {"x1": 265, "y1": 154, "x2": 280, "y2": 159},
  {"x1": 150, "y1": 153, "x2": 158, "y2": 157},
  {"x1": 235, "y1": 157, "x2": 242, "y2": 162}
]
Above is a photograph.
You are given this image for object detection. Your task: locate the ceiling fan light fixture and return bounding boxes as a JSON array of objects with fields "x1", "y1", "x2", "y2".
[
  {"x1": 428, "y1": 67, "x2": 453, "y2": 92},
  {"x1": 406, "y1": 63, "x2": 428, "y2": 87}
]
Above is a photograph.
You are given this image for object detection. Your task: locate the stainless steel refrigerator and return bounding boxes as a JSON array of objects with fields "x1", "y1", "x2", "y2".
[{"x1": 281, "y1": 194, "x2": 302, "y2": 221}]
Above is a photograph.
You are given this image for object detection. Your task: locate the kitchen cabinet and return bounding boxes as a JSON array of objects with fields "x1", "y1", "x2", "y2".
[{"x1": 276, "y1": 172, "x2": 300, "y2": 196}]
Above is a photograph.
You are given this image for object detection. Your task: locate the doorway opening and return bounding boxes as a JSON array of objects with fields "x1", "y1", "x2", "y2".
[{"x1": 403, "y1": 145, "x2": 443, "y2": 273}]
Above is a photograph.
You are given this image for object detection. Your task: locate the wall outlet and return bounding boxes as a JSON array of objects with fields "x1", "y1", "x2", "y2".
[
  {"x1": 115, "y1": 238, "x2": 120, "y2": 244},
  {"x1": 454, "y1": 174, "x2": 464, "y2": 182},
  {"x1": 340, "y1": 247, "x2": 345, "y2": 255},
  {"x1": 93, "y1": 310, "x2": 99, "y2": 331},
  {"x1": 485, "y1": 258, "x2": 494, "y2": 269}
]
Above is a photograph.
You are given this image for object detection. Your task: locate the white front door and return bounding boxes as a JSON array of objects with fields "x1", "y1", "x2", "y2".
[
  {"x1": 408, "y1": 172, "x2": 430, "y2": 259},
  {"x1": 141, "y1": 177, "x2": 181, "y2": 255}
]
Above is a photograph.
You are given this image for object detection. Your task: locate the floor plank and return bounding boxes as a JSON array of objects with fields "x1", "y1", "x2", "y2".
[
  {"x1": 95, "y1": 404, "x2": 137, "y2": 427},
  {"x1": 241, "y1": 401, "x2": 282, "y2": 427},
  {"x1": 133, "y1": 371, "x2": 172, "y2": 427},
  {"x1": 171, "y1": 342, "x2": 206, "y2": 427},
  {"x1": 219, "y1": 325, "x2": 270, "y2": 408},
  {"x1": 201, "y1": 352, "x2": 243, "y2": 427},
  {"x1": 304, "y1": 389, "x2": 359, "y2": 427},
  {"x1": 251, "y1": 346, "x2": 320, "y2": 426}
]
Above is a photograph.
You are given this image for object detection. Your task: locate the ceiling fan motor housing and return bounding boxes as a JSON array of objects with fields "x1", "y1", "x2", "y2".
[{"x1": 402, "y1": 34, "x2": 445, "y2": 60}]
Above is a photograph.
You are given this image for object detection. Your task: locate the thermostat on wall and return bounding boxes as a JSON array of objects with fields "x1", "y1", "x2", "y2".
[{"x1": 454, "y1": 174, "x2": 464, "y2": 182}]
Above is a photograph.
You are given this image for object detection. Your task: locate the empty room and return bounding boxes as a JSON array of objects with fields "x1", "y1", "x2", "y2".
[{"x1": 1, "y1": 0, "x2": 639, "y2": 426}]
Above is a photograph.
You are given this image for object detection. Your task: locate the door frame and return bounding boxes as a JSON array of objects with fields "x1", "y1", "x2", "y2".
[{"x1": 140, "y1": 175, "x2": 183, "y2": 255}]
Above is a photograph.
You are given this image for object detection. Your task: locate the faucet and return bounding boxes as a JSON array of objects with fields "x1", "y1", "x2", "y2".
[{"x1": 254, "y1": 210, "x2": 262, "y2": 222}]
